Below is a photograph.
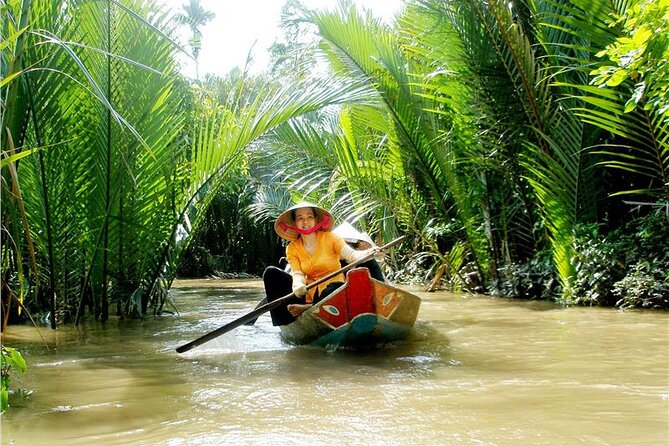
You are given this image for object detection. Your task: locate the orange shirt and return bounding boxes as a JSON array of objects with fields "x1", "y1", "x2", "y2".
[{"x1": 286, "y1": 231, "x2": 346, "y2": 303}]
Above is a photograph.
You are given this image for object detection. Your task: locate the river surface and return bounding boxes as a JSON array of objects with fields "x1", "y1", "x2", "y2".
[{"x1": 1, "y1": 279, "x2": 667, "y2": 445}]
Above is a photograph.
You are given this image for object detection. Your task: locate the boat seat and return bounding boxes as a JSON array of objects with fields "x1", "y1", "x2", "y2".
[{"x1": 346, "y1": 268, "x2": 375, "y2": 316}]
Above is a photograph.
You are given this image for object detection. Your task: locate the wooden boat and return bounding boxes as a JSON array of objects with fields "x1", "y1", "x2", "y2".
[{"x1": 280, "y1": 267, "x2": 421, "y2": 348}]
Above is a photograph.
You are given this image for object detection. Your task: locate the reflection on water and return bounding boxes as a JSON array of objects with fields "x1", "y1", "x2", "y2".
[{"x1": 1, "y1": 278, "x2": 667, "y2": 445}]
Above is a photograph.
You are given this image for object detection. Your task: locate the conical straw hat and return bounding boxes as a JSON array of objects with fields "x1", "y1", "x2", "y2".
[{"x1": 274, "y1": 202, "x2": 335, "y2": 241}]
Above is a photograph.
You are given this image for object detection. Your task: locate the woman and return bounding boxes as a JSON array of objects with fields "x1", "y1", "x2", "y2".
[{"x1": 263, "y1": 202, "x2": 377, "y2": 326}]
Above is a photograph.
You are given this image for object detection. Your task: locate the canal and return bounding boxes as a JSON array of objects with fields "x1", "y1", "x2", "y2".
[{"x1": 1, "y1": 279, "x2": 667, "y2": 445}]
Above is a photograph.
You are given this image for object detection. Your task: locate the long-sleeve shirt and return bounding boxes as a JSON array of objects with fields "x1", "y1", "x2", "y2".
[{"x1": 286, "y1": 231, "x2": 372, "y2": 303}]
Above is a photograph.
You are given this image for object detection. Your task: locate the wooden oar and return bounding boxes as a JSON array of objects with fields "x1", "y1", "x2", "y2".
[{"x1": 175, "y1": 236, "x2": 405, "y2": 353}]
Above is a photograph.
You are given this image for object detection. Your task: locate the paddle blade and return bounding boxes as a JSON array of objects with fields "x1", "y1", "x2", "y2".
[
  {"x1": 243, "y1": 297, "x2": 268, "y2": 326},
  {"x1": 175, "y1": 294, "x2": 292, "y2": 353}
]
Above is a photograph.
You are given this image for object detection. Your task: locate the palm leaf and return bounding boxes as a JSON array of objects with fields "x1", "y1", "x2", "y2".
[
  {"x1": 304, "y1": 1, "x2": 493, "y2": 280},
  {"x1": 545, "y1": 0, "x2": 668, "y2": 199}
]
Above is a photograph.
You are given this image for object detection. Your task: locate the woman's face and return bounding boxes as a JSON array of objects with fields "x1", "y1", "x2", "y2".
[{"x1": 294, "y1": 207, "x2": 316, "y2": 230}]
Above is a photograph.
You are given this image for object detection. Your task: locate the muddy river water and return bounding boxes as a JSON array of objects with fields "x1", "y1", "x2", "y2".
[{"x1": 1, "y1": 279, "x2": 667, "y2": 445}]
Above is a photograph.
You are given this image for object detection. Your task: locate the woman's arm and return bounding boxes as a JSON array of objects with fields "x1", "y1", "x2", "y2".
[
  {"x1": 291, "y1": 270, "x2": 307, "y2": 297},
  {"x1": 286, "y1": 243, "x2": 307, "y2": 297},
  {"x1": 340, "y1": 243, "x2": 376, "y2": 263}
]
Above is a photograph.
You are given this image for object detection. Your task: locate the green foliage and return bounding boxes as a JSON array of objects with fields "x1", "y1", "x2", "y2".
[
  {"x1": 560, "y1": 0, "x2": 669, "y2": 200},
  {"x1": 612, "y1": 210, "x2": 669, "y2": 308},
  {"x1": 245, "y1": 0, "x2": 667, "y2": 308},
  {"x1": 590, "y1": 0, "x2": 669, "y2": 116},
  {"x1": 5, "y1": 0, "x2": 190, "y2": 324},
  {"x1": 2, "y1": 0, "x2": 378, "y2": 327},
  {"x1": 178, "y1": 176, "x2": 282, "y2": 277},
  {"x1": 489, "y1": 209, "x2": 669, "y2": 307},
  {"x1": 1, "y1": 346, "x2": 27, "y2": 413},
  {"x1": 614, "y1": 262, "x2": 669, "y2": 309},
  {"x1": 267, "y1": 0, "x2": 319, "y2": 80},
  {"x1": 175, "y1": 0, "x2": 216, "y2": 77},
  {"x1": 571, "y1": 224, "x2": 626, "y2": 306},
  {"x1": 493, "y1": 250, "x2": 561, "y2": 301},
  {"x1": 274, "y1": 1, "x2": 495, "y2": 288},
  {"x1": 3, "y1": 0, "x2": 668, "y2": 324},
  {"x1": 571, "y1": 211, "x2": 669, "y2": 308}
]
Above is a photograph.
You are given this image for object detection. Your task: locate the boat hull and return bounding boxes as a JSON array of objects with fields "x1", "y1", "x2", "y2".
[{"x1": 280, "y1": 267, "x2": 421, "y2": 348}]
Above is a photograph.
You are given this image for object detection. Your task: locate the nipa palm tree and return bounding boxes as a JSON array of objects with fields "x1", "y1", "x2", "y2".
[
  {"x1": 2, "y1": 0, "x2": 382, "y2": 329},
  {"x1": 264, "y1": 0, "x2": 666, "y2": 302},
  {"x1": 175, "y1": 0, "x2": 215, "y2": 79}
]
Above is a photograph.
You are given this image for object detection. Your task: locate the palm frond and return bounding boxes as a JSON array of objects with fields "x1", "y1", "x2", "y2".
[
  {"x1": 546, "y1": 0, "x2": 668, "y2": 200},
  {"x1": 306, "y1": 1, "x2": 493, "y2": 277}
]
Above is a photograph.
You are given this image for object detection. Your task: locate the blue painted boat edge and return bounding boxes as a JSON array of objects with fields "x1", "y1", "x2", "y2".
[{"x1": 311, "y1": 313, "x2": 413, "y2": 348}]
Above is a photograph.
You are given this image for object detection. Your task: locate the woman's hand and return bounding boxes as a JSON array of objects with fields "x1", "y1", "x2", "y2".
[
  {"x1": 342, "y1": 244, "x2": 384, "y2": 263},
  {"x1": 360, "y1": 247, "x2": 385, "y2": 260},
  {"x1": 293, "y1": 284, "x2": 308, "y2": 297}
]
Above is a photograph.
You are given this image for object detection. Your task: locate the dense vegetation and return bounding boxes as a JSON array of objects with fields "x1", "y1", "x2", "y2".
[{"x1": 2, "y1": 0, "x2": 668, "y2": 337}]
